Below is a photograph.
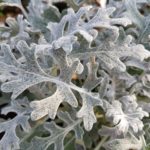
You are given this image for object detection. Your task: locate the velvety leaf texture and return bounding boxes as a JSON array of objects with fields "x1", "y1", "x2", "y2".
[
  {"x1": 28, "y1": 111, "x2": 83, "y2": 150},
  {"x1": 0, "y1": 0, "x2": 150, "y2": 149},
  {"x1": 0, "y1": 97, "x2": 31, "y2": 150},
  {"x1": 103, "y1": 132, "x2": 143, "y2": 150}
]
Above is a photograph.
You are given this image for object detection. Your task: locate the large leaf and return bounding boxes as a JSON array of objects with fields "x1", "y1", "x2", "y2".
[{"x1": 30, "y1": 48, "x2": 103, "y2": 131}]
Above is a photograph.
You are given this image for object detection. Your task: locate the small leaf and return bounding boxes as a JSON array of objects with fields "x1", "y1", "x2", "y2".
[{"x1": 103, "y1": 132, "x2": 143, "y2": 150}]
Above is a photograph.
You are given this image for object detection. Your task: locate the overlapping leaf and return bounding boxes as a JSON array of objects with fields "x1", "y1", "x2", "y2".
[
  {"x1": 29, "y1": 111, "x2": 84, "y2": 150},
  {"x1": 103, "y1": 95, "x2": 148, "y2": 136},
  {"x1": 125, "y1": 0, "x2": 150, "y2": 49},
  {"x1": 71, "y1": 30, "x2": 150, "y2": 72},
  {"x1": 77, "y1": 59, "x2": 102, "y2": 131},
  {"x1": 0, "y1": 0, "x2": 150, "y2": 149},
  {"x1": 27, "y1": 0, "x2": 60, "y2": 41},
  {"x1": 103, "y1": 132, "x2": 143, "y2": 150},
  {"x1": 47, "y1": 6, "x2": 131, "y2": 52},
  {"x1": 0, "y1": 97, "x2": 31, "y2": 150},
  {"x1": 0, "y1": 41, "x2": 51, "y2": 100},
  {"x1": 29, "y1": 48, "x2": 102, "y2": 129},
  {"x1": 0, "y1": 15, "x2": 29, "y2": 47}
]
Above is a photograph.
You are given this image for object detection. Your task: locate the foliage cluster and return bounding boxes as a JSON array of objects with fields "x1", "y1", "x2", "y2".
[{"x1": 0, "y1": 0, "x2": 150, "y2": 150}]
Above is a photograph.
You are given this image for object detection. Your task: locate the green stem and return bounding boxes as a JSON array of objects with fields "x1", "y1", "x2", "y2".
[
  {"x1": 66, "y1": 0, "x2": 79, "y2": 11},
  {"x1": 20, "y1": 5, "x2": 28, "y2": 19},
  {"x1": 94, "y1": 136, "x2": 108, "y2": 150},
  {"x1": 141, "y1": 135, "x2": 146, "y2": 150},
  {"x1": 64, "y1": 136, "x2": 75, "y2": 149}
]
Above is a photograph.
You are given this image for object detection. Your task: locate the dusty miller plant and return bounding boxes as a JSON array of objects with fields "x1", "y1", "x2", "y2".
[{"x1": 0, "y1": 0, "x2": 150, "y2": 149}]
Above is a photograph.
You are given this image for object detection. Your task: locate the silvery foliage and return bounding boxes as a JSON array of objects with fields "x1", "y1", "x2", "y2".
[{"x1": 0, "y1": 0, "x2": 150, "y2": 149}]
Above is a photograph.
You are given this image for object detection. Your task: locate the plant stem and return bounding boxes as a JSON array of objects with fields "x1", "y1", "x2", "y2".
[
  {"x1": 20, "y1": 5, "x2": 28, "y2": 19},
  {"x1": 20, "y1": 116, "x2": 48, "y2": 143},
  {"x1": 65, "y1": 0, "x2": 83, "y2": 11},
  {"x1": 141, "y1": 135, "x2": 146, "y2": 150},
  {"x1": 94, "y1": 136, "x2": 108, "y2": 150},
  {"x1": 64, "y1": 136, "x2": 75, "y2": 149}
]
